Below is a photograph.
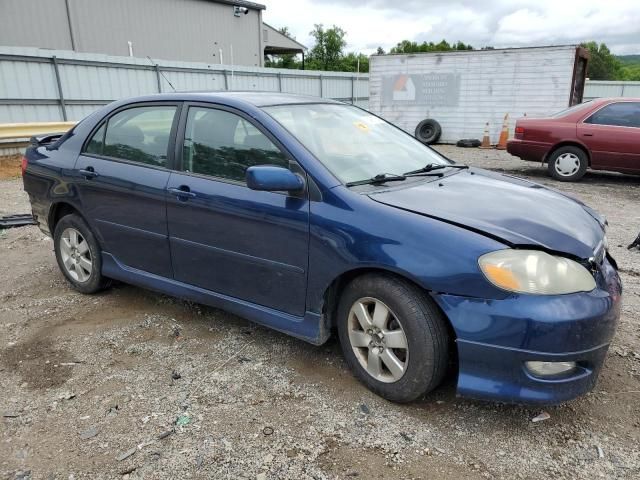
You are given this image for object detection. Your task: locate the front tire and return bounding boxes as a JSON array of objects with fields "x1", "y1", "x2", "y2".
[
  {"x1": 53, "y1": 214, "x2": 110, "y2": 294},
  {"x1": 547, "y1": 146, "x2": 588, "y2": 182},
  {"x1": 337, "y1": 274, "x2": 449, "y2": 403}
]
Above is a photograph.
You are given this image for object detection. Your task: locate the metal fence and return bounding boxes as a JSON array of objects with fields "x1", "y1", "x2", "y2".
[
  {"x1": 0, "y1": 46, "x2": 370, "y2": 124},
  {"x1": 583, "y1": 80, "x2": 640, "y2": 101},
  {"x1": 1, "y1": 46, "x2": 636, "y2": 125}
]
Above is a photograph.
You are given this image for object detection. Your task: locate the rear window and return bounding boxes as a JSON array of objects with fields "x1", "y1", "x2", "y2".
[{"x1": 550, "y1": 101, "x2": 594, "y2": 118}]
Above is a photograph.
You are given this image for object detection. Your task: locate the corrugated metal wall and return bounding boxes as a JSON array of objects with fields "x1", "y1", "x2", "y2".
[
  {"x1": 0, "y1": 0, "x2": 263, "y2": 67},
  {"x1": 583, "y1": 81, "x2": 640, "y2": 100},
  {"x1": 369, "y1": 46, "x2": 580, "y2": 143},
  {"x1": 0, "y1": 46, "x2": 370, "y2": 123},
  {"x1": 0, "y1": 0, "x2": 73, "y2": 51},
  {"x1": 5, "y1": 45, "x2": 634, "y2": 133}
]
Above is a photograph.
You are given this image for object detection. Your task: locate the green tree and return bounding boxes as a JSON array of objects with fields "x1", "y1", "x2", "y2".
[
  {"x1": 306, "y1": 24, "x2": 347, "y2": 71},
  {"x1": 339, "y1": 52, "x2": 369, "y2": 72},
  {"x1": 389, "y1": 39, "x2": 473, "y2": 54},
  {"x1": 376, "y1": 46, "x2": 385, "y2": 55},
  {"x1": 620, "y1": 64, "x2": 640, "y2": 80},
  {"x1": 581, "y1": 41, "x2": 623, "y2": 80}
]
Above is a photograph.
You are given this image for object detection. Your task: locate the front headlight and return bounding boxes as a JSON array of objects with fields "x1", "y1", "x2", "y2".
[{"x1": 479, "y1": 250, "x2": 596, "y2": 295}]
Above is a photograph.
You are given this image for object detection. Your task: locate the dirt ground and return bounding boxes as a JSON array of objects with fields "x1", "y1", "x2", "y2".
[
  {"x1": 0, "y1": 155, "x2": 22, "y2": 181},
  {"x1": 1, "y1": 147, "x2": 639, "y2": 480}
]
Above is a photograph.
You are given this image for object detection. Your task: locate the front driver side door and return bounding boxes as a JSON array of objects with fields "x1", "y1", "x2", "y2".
[{"x1": 166, "y1": 104, "x2": 310, "y2": 316}]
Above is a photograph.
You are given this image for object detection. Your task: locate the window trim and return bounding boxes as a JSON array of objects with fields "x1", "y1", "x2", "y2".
[
  {"x1": 81, "y1": 101, "x2": 183, "y2": 170},
  {"x1": 581, "y1": 100, "x2": 640, "y2": 129},
  {"x1": 174, "y1": 101, "x2": 301, "y2": 187}
]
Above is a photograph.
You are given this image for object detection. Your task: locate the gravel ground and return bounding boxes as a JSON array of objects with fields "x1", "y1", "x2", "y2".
[{"x1": 1, "y1": 147, "x2": 639, "y2": 480}]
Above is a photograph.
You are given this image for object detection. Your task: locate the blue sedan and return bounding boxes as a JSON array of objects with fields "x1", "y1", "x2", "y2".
[{"x1": 22, "y1": 92, "x2": 622, "y2": 404}]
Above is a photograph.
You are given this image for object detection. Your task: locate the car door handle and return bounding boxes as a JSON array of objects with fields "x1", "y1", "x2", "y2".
[
  {"x1": 167, "y1": 186, "x2": 197, "y2": 199},
  {"x1": 79, "y1": 167, "x2": 99, "y2": 179},
  {"x1": 582, "y1": 133, "x2": 594, "y2": 137}
]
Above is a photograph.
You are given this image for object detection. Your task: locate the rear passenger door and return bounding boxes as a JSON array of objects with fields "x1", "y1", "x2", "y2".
[
  {"x1": 75, "y1": 103, "x2": 180, "y2": 278},
  {"x1": 166, "y1": 104, "x2": 310, "y2": 316},
  {"x1": 578, "y1": 101, "x2": 640, "y2": 171}
]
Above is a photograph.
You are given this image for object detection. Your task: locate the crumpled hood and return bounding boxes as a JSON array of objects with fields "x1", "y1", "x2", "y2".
[{"x1": 370, "y1": 169, "x2": 604, "y2": 259}]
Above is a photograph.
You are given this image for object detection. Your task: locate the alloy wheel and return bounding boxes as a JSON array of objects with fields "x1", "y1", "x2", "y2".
[
  {"x1": 59, "y1": 227, "x2": 93, "y2": 283},
  {"x1": 347, "y1": 297, "x2": 409, "y2": 383}
]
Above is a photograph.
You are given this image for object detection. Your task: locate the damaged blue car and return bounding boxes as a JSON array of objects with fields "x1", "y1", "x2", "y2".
[{"x1": 22, "y1": 92, "x2": 622, "y2": 404}]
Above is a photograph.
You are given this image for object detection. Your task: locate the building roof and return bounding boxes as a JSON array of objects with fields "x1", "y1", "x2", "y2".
[
  {"x1": 208, "y1": 0, "x2": 266, "y2": 10},
  {"x1": 263, "y1": 23, "x2": 307, "y2": 54}
]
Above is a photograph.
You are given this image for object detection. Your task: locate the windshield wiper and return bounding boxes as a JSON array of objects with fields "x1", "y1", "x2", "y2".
[
  {"x1": 345, "y1": 173, "x2": 407, "y2": 187},
  {"x1": 403, "y1": 163, "x2": 468, "y2": 176}
]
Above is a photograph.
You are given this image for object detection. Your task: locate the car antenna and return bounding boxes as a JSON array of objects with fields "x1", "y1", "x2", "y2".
[{"x1": 147, "y1": 56, "x2": 176, "y2": 92}]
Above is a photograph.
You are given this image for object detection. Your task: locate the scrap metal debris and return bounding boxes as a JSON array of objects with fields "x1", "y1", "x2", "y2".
[
  {"x1": 0, "y1": 214, "x2": 36, "y2": 229},
  {"x1": 157, "y1": 429, "x2": 174, "y2": 440},
  {"x1": 531, "y1": 411, "x2": 551, "y2": 423},
  {"x1": 116, "y1": 447, "x2": 137, "y2": 461}
]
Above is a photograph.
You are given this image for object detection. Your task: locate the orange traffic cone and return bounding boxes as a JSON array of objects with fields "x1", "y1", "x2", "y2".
[
  {"x1": 496, "y1": 113, "x2": 509, "y2": 150},
  {"x1": 479, "y1": 122, "x2": 491, "y2": 149}
]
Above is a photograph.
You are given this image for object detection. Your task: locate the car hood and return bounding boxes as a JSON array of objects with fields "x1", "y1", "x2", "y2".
[{"x1": 369, "y1": 169, "x2": 604, "y2": 259}]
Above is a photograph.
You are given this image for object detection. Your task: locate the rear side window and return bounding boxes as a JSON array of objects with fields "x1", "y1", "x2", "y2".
[
  {"x1": 85, "y1": 106, "x2": 177, "y2": 167},
  {"x1": 182, "y1": 107, "x2": 288, "y2": 182},
  {"x1": 585, "y1": 102, "x2": 640, "y2": 128}
]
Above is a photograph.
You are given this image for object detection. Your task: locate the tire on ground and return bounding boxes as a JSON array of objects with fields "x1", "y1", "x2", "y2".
[
  {"x1": 456, "y1": 138, "x2": 481, "y2": 148},
  {"x1": 414, "y1": 119, "x2": 442, "y2": 144},
  {"x1": 53, "y1": 213, "x2": 111, "y2": 294},
  {"x1": 547, "y1": 145, "x2": 588, "y2": 182},
  {"x1": 336, "y1": 273, "x2": 449, "y2": 403}
]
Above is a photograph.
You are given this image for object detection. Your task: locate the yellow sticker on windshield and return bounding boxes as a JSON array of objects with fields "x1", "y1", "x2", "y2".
[{"x1": 354, "y1": 121, "x2": 370, "y2": 132}]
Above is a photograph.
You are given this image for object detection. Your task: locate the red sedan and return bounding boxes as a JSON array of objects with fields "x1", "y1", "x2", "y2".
[{"x1": 507, "y1": 98, "x2": 640, "y2": 181}]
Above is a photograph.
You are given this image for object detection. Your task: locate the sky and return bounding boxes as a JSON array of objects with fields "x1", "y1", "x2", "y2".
[{"x1": 262, "y1": 0, "x2": 640, "y2": 55}]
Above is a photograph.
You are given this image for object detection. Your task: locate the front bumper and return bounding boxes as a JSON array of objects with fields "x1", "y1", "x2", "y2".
[{"x1": 434, "y1": 256, "x2": 622, "y2": 405}]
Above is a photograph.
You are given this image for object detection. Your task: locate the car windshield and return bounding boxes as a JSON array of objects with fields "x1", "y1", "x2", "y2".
[
  {"x1": 263, "y1": 103, "x2": 450, "y2": 184},
  {"x1": 550, "y1": 101, "x2": 594, "y2": 118}
]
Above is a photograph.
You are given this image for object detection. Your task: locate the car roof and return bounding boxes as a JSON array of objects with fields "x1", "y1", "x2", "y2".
[
  {"x1": 124, "y1": 91, "x2": 343, "y2": 108},
  {"x1": 590, "y1": 97, "x2": 640, "y2": 104}
]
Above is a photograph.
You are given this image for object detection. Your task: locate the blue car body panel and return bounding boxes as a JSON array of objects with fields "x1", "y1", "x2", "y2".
[
  {"x1": 370, "y1": 169, "x2": 604, "y2": 260},
  {"x1": 22, "y1": 91, "x2": 622, "y2": 405}
]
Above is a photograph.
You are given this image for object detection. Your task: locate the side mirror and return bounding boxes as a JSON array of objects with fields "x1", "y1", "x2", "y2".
[{"x1": 246, "y1": 166, "x2": 305, "y2": 192}]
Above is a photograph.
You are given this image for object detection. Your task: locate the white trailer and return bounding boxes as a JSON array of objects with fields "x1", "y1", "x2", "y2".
[{"x1": 368, "y1": 45, "x2": 588, "y2": 144}]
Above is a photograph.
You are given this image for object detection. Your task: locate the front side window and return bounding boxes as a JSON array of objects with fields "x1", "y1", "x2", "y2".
[
  {"x1": 182, "y1": 107, "x2": 288, "y2": 181},
  {"x1": 585, "y1": 102, "x2": 640, "y2": 128},
  {"x1": 85, "y1": 106, "x2": 177, "y2": 167},
  {"x1": 263, "y1": 103, "x2": 449, "y2": 184}
]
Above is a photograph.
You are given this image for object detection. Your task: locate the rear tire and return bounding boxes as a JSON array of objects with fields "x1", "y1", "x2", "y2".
[
  {"x1": 337, "y1": 273, "x2": 449, "y2": 403},
  {"x1": 53, "y1": 214, "x2": 111, "y2": 294},
  {"x1": 547, "y1": 146, "x2": 588, "y2": 182},
  {"x1": 415, "y1": 119, "x2": 442, "y2": 144}
]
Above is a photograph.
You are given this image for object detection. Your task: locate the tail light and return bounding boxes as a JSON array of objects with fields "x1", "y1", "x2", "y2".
[
  {"x1": 514, "y1": 126, "x2": 525, "y2": 139},
  {"x1": 21, "y1": 156, "x2": 28, "y2": 176}
]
